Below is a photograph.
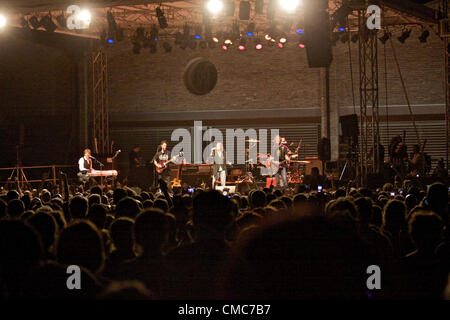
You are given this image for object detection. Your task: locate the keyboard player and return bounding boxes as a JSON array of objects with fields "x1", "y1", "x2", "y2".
[{"x1": 77, "y1": 148, "x2": 96, "y2": 187}]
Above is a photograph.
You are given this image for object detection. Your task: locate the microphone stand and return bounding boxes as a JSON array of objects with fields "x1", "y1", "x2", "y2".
[{"x1": 92, "y1": 157, "x2": 105, "y2": 187}]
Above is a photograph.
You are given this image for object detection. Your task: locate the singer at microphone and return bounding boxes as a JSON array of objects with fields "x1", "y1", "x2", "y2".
[{"x1": 78, "y1": 148, "x2": 93, "y2": 174}]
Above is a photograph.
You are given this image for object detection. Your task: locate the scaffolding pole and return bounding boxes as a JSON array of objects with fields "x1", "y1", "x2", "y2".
[
  {"x1": 358, "y1": 8, "x2": 380, "y2": 186},
  {"x1": 444, "y1": 0, "x2": 450, "y2": 171},
  {"x1": 92, "y1": 49, "x2": 110, "y2": 155}
]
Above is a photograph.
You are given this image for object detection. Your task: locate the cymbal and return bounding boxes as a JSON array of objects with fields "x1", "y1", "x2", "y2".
[
  {"x1": 246, "y1": 139, "x2": 260, "y2": 142},
  {"x1": 290, "y1": 160, "x2": 311, "y2": 164}
]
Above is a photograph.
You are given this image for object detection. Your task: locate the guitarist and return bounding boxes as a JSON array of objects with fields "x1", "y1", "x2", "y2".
[
  {"x1": 273, "y1": 135, "x2": 289, "y2": 190},
  {"x1": 152, "y1": 140, "x2": 172, "y2": 190}
]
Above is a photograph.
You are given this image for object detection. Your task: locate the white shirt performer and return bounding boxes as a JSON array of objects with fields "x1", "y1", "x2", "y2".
[{"x1": 78, "y1": 148, "x2": 93, "y2": 173}]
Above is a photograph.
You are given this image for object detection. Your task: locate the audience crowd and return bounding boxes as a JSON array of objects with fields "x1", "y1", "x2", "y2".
[{"x1": 0, "y1": 179, "x2": 449, "y2": 299}]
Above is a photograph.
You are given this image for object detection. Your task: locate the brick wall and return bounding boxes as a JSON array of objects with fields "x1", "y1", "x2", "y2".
[{"x1": 107, "y1": 29, "x2": 445, "y2": 114}]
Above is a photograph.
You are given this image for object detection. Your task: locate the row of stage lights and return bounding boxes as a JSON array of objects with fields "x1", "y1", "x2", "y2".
[
  {"x1": 0, "y1": 10, "x2": 92, "y2": 32},
  {"x1": 206, "y1": 0, "x2": 303, "y2": 15},
  {"x1": 0, "y1": 0, "x2": 303, "y2": 32},
  {"x1": 130, "y1": 27, "x2": 307, "y2": 54},
  {"x1": 331, "y1": 28, "x2": 431, "y2": 45}
]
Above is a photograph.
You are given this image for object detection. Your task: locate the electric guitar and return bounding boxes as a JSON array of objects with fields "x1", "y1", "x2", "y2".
[{"x1": 155, "y1": 152, "x2": 184, "y2": 174}]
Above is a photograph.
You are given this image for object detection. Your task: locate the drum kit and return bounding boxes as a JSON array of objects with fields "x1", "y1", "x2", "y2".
[{"x1": 232, "y1": 138, "x2": 310, "y2": 184}]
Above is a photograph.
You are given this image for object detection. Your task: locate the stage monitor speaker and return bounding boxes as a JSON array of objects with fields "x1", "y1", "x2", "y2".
[
  {"x1": 318, "y1": 137, "x2": 331, "y2": 161},
  {"x1": 255, "y1": 0, "x2": 264, "y2": 14},
  {"x1": 215, "y1": 185, "x2": 236, "y2": 194},
  {"x1": 239, "y1": 1, "x2": 251, "y2": 20},
  {"x1": 303, "y1": 0, "x2": 332, "y2": 67},
  {"x1": 305, "y1": 160, "x2": 323, "y2": 175},
  {"x1": 340, "y1": 114, "x2": 359, "y2": 137}
]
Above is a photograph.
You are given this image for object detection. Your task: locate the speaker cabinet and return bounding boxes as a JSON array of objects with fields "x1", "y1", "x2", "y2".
[
  {"x1": 303, "y1": 0, "x2": 332, "y2": 67},
  {"x1": 340, "y1": 114, "x2": 359, "y2": 137},
  {"x1": 239, "y1": 1, "x2": 251, "y2": 20}
]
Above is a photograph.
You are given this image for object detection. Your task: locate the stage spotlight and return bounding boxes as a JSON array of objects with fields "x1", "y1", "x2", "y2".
[
  {"x1": 296, "y1": 28, "x2": 303, "y2": 34},
  {"x1": 298, "y1": 43, "x2": 305, "y2": 48},
  {"x1": 221, "y1": 44, "x2": 228, "y2": 50},
  {"x1": 107, "y1": 38, "x2": 114, "y2": 44},
  {"x1": 135, "y1": 27, "x2": 146, "y2": 42},
  {"x1": 331, "y1": 32, "x2": 340, "y2": 46},
  {"x1": 150, "y1": 25, "x2": 159, "y2": 41},
  {"x1": 397, "y1": 29, "x2": 411, "y2": 43},
  {"x1": 180, "y1": 40, "x2": 188, "y2": 50},
  {"x1": 132, "y1": 41, "x2": 141, "y2": 54},
  {"x1": 277, "y1": 42, "x2": 284, "y2": 48},
  {"x1": 56, "y1": 13, "x2": 66, "y2": 28},
  {"x1": 279, "y1": 37, "x2": 287, "y2": 44},
  {"x1": 78, "y1": 9, "x2": 91, "y2": 28},
  {"x1": 200, "y1": 40, "x2": 207, "y2": 49},
  {"x1": 156, "y1": 7, "x2": 168, "y2": 29},
  {"x1": 194, "y1": 35, "x2": 202, "y2": 39},
  {"x1": 340, "y1": 32, "x2": 349, "y2": 43},
  {"x1": 107, "y1": 11, "x2": 120, "y2": 41},
  {"x1": 255, "y1": 37, "x2": 263, "y2": 50},
  {"x1": 338, "y1": 27, "x2": 345, "y2": 32},
  {"x1": 149, "y1": 43, "x2": 157, "y2": 54},
  {"x1": 279, "y1": 0, "x2": 301, "y2": 13},
  {"x1": 40, "y1": 15, "x2": 57, "y2": 32},
  {"x1": 207, "y1": 0, "x2": 224, "y2": 14},
  {"x1": 163, "y1": 41, "x2": 172, "y2": 52},
  {"x1": 142, "y1": 37, "x2": 150, "y2": 48},
  {"x1": 247, "y1": 22, "x2": 255, "y2": 36},
  {"x1": 174, "y1": 32, "x2": 183, "y2": 45},
  {"x1": 351, "y1": 33, "x2": 359, "y2": 43},
  {"x1": 265, "y1": 34, "x2": 271, "y2": 40},
  {"x1": 0, "y1": 14, "x2": 6, "y2": 29},
  {"x1": 208, "y1": 40, "x2": 217, "y2": 49},
  {"x1": 224, "y1": 39, "x2": 232, "y2": 45},
  {"x1": 379, "y1": 31, "x2": 390, "y2": 44},
  {"x1": 332, "y1": 4, "x2": 352, "y2": 29},
  {"x1": 419, "y1": 29, "x2": 430, "y2": 43},
  {"x1": 29, "y1": 16, "x2": 41, "y2": 29},
  {"x1": 238, "y1": 38, "x2": 246, "y2": 50},
  {"x1": 189, "y1": 39, "x2": 197, "y2": 49},
  {"x1": 212, "y1": 36, "x2": 219, "y2": 43}
]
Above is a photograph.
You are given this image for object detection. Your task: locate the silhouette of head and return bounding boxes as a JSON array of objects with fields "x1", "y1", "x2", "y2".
[
  {"x1": 193, "y1": 190, "x2": 233, "y2": 233},
  {"x1": 116, "y1": 197, "x2": 141, "y2": 219},
  {"x1": 69, "y1": 196, "x2": 88, "y2": 220},
  {"x1": 57, "y1": 220, "x2": 105, "y2": 273}
]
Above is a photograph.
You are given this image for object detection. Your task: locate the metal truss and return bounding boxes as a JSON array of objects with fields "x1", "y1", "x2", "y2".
[
  {"x1": 92, "y1": 49, "x2": 110, "y2": 155},
  {"x1": 358, "y1": 8, "x2": 380, "y2": 186},
  {"x1": 444, "y1": 0, "x2": 450, "y2": 170}
]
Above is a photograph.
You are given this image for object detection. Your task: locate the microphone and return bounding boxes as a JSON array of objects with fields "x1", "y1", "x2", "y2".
[{"x1": 89, "y1": 156, "x2": 96, "y2": 160}]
